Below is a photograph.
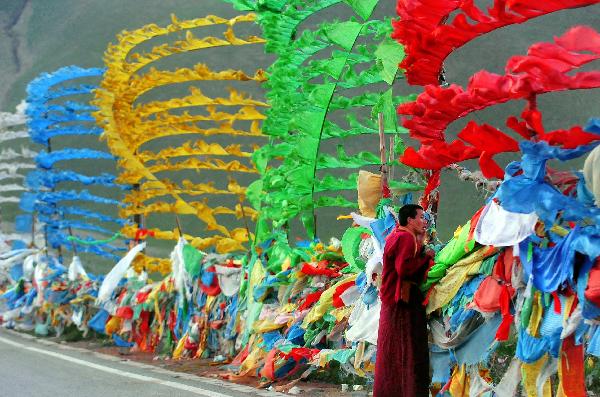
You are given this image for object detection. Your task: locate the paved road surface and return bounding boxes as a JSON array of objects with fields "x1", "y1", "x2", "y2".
[{"x1": 0, "y1": 328, "x2": 285, "y2": 397}]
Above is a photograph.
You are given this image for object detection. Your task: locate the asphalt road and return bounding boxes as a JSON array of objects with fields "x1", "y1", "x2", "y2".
[{"x1": 0, "y1": 329, "x2": 285, "y2": 397}]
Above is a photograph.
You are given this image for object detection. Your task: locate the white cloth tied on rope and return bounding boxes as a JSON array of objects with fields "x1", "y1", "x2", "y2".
[
  {"x1": 584, "y1": 144, "x2": 600, "y2": 206},
  {"x1": 97, "y1": 242, "x2": 146, "y2": 303},
  {"x1": 350, "y1": 212, "x2": 383, "y2": 286},
  {"x1": 0, "y1": 147, "x2": 37, "y2": 160},
  {"x1": 0, "y1": 101, "x2": 27, "y2": 129},
  {"x1": 0, "y1": 197, "x2": 21, "y2": 204},
  {"x1": 345, "y1": 297, "x2": 381, "y2": 345},
  {"x1": 0, "y1": 170, "x2": 26, "y2": 181},
  {"x1": 0, "y1": 184, "x2": 27, "y2": 193},
  {"x1": 537, "y1": 357, "x2": 558, "y2": 397},
  {"x1": 214, "y1": 265, "x2": 242, "y2": 297},
  {"x1": 0, "y1": 130, "x2": 29, "y2": 143},
  {"x1": 0, "y1": 162, "x2": 36, "y2": 172},
  {"x1": 171, "y1": 237, "x2": 193, "y2": 304},
  {"x1": 467, "y1": 358, "x2": 522, "y2": 397},
  {"x1": 474, "y1": 200, "x2": 538, "y2": 247},
  {"x1": 339, "y1": 285, "x2": 360, "y2": 306},
  {"x1": 67, "y1": 255, "x2": 88, "y2": 281},
  {"x1": 0, "y1": 248, "x2": 37, "y2": 270}
]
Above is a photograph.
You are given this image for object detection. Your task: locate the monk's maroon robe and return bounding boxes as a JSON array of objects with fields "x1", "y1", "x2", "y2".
[{"x1": 373, "y1": 227, "x2": 430, "y2": 397}]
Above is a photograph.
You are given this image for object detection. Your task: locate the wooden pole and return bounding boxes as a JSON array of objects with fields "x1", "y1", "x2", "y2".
[
  {"x1": 45, "y1": 139, "x2": 51, "y2": 252},
  {"x1": 131, "y1": 182, "x2": 145, "y2": 251},
  {"x1": 68, "y1": 226, "x2": 77, "y2": 255},
  {"x1": 238, "y1": 195, "x2": 254, "y2": 248},
  {"x1": 378, "y1": 113, "x2": 389, "y2": 195},
  {"x1": 175, "y1": 214, "x2": 183, "y2": 239},
  {"x1": 30, "y1": 211, "x2": 36, "y2": 248},
  {"x1": 225, "y1": 171, "x2": 254, "y2": 248},
  {"x1": 389, "y1": 135, "x2": 395, "y2": 182},
  {"x1": 46, "y1": 137, "x2": 62, "y2": 259},
  {"x1": 132, "y1": 183, "x2": 143, "y2": 230}
]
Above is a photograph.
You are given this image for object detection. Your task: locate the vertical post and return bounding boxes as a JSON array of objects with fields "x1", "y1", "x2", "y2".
[
  {"x1": 45, "y1": 138, "x2": 51, "y2": 254},
  {"x1": 30, "y1": 211, "x2": 36, "y2": 248},
  {"x1": 175, "y1": 214, "x2": 183, "y2": 239},
  {"x1": 238, "y1": 195, "x2": 254, "y2": 248},
  {"x1": 44, "y1": 226, "x2": 49, "y2": 253},
  {"x1": 225, "y1": 171, "x2": 254, "y2": 248},
  {"x1": 46, "y1": 138, "x2": 62, "y2": 259},
  {"x1": 131, "y1": 148, "x2": 144, "y2": 249},
  {"x1": 389, "y1": 135, "x2": 395, "y2": 182},
  {"x1": 68, "y1": 226, "x2": 77, "y2": 255},
  {"x1": 529, "y1": 93, "x2": 538, "y2": 111},
  {"x1": 378, "y1": 113, "x2": 389, "y2": 196},
  {"x1": 132, "y1": 183, "x2": 143, "y2": 234},
  {"x1": 0, "y1": 206, "x2": 7, "y2": 250}
]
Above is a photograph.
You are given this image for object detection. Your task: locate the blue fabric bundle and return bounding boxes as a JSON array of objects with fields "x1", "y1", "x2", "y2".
[
  {"x1": 22, "y1": 66, "x2": 129, "y2": 260},
  {"x1": 26, "y1": 170, "x2": 126, "y2": 190},
  {"x1": 496, "y1": 141, "x2": 600, "y2": 228}
]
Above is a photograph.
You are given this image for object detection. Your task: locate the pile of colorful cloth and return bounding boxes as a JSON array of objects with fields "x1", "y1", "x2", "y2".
[{"x1": 0, "y1": 139, "x2": 599, "y2": 396}]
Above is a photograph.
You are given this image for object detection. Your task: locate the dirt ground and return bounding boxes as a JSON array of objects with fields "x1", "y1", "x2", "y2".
[{"x1": 65, "y1": 338, "x2": 371, "y2": 397}]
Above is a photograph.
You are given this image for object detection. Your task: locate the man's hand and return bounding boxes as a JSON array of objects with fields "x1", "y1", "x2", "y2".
[
  {"x1": 422, "y1": 247, "x2": 435, "y2": 259},
  {"x1": 373, "y1": 273, "x2": 382, "y2": 288}
]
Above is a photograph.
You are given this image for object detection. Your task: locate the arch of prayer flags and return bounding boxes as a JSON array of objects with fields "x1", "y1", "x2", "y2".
[
  {"x1": 227, "y1": 0, "x2": 425, "y2": 240},
  {"x1": 21, "y1": 66, "x2": 129, "y2": 260},
  {"x1": 93, "y1": 14, "x2": 268, "y2": 273}
]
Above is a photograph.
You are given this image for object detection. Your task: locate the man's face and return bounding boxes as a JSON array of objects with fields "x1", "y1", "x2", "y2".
[{"x1": 407, "y1": 209, "x2": 428, "y2": 234}]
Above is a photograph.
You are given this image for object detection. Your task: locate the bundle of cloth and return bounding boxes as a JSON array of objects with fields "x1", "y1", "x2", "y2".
[
  {"x1": 422, "y1": 141, "x2": 600, "y2": 396},
  {"x1": 83, "y1": 239, "x2": 244, "y2": 359},
  {"x1": 0, "y1": 249, "x2": 100, "y2": 337},
  {"x1": 224, "y1": 232, "x2": 377, "y2": 383},
  {"x1": 0, "y1": 240, "x2": 244, "y2": 361},
  {"x1": 0, "y1": 140, "x2": 598, "y2": 396}
]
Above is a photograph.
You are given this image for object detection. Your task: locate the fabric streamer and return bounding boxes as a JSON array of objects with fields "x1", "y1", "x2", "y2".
[
  {"x1": 519, "y1": 229, "x2": 580, "y2": 293},
  {"x1": 390, "y1": 11, "x2": 600, "y2": 385},
  {"x1": 0, "y1": 101, "x2": 41, "y2": 246},
  {"x1": 0, "y1": 147, "x2": 37, "y2": 161},
  {"x1": 23, "y1": 66, "x2": 128, "y2": 260},
  {"x1": 66, "y1": 232, "x2": 122, "y2": 246},
  {"x1": 399, "y1": 26, "x2": 600, "y2": 180},
  {"x1": 26, "y1": 170, "x2": 123, "y2": 190},
  {"x1": 392, "y1": 0, "x2": 600, "y2": 85},
  {"x1": 0, "y1": 3, "x2": 597, "y2": 395},
  {"x1": 495, "y1": 141, "x2": 600, "y2": 237},
  {"x1": 214, "y1": 265, "x2": 242, "y2": 297},
  {"x1": 67, "y1": 256, "x2": 88, "y2": 281},
  {"x1": 225, "y1": 0, "x2": 424, "y2": 240},
  {"x1": 93, "y1": 13, "x2": 268, "y2": 267},
  {"x1": 0, "y1": 101, "x2": 27, "y2": 129},
  {"x1": 35, "y1": 149, "x2": 115, "y2": 169},
  {"x1": 97, "y1": 242, "x2": 146, "y2": 303},
  {"x1": 0, "y1": 130, "x2": 28, "y2": 143}
]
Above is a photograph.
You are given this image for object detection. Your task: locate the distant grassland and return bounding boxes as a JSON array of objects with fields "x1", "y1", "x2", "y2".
[
  {"x1": 2, "y1": 0, "x2": 243, "y2": 110},
  {"x1": 0, "y1": 1, "x2": 599, "y2": 271}
]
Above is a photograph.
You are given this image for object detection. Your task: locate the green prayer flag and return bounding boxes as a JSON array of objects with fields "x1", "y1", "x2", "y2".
[
  {"x1": 343, "y1": 0, "x2": 378, "y2": 20},
  {"x1": 183, "y1": 244, "x2": 204, "y2": 277},
  {"x1": 247, "y1": 0, "x2": 423, "y2": 241},
  {"x1": 324, "y1": 21, "x2": 362, "y2": 51},
  {"x1": 375, "y1": 37, "x2": 406, "y2": 85},
  {"x1": 342, "y1": 226, "x2": 370, "y2": 272}
]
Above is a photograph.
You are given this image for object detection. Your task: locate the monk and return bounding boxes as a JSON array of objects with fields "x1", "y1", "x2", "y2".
[{"x1": 373, "y1": 204, "x2": 432, "y2": 397}]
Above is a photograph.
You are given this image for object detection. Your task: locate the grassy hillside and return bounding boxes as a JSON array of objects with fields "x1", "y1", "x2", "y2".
[
  {"x1": 0, "y1": 1, "x2": 599, "y2": 271},
  {"x1": 1, "y1": 0, "x2": 245, "y2": 109}
]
